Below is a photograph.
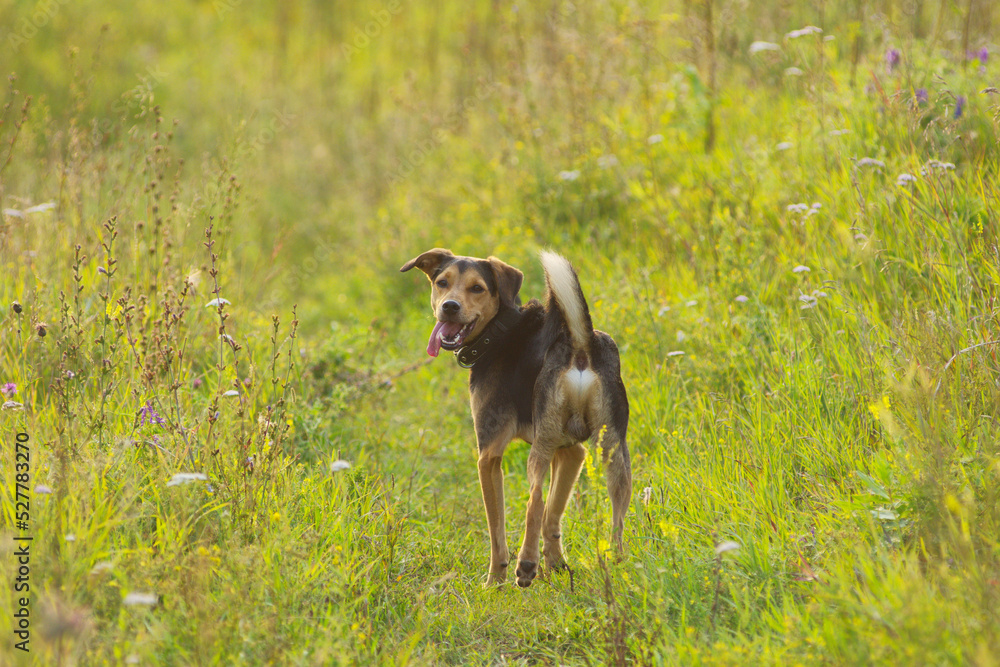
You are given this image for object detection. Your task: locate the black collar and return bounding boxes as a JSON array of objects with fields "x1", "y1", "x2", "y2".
[{"x1": 455, "y1": 308, "x2": 521, "y2": 368}]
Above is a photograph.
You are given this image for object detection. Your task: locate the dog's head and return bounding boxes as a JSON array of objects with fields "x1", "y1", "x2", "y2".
[{"x1": 401, "y1": 248, "x2": 523, "y2": 357}]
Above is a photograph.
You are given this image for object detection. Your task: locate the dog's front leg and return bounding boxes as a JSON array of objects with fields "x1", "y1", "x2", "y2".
[{"x1": 477, "y1": 440, "x2": 509, "y2": 586}]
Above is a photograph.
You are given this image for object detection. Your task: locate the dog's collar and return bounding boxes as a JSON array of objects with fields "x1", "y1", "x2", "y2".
[{"x1": 455, "y1": 308, "x2": 520, "y2": 368}]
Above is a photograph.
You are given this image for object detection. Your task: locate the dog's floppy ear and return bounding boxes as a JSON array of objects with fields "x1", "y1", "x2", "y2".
[
  {"x1": 400, "y1": 248, "x2": 455, "y2": 278},
  {"x1": 488, "y1": 257, "x2": 524, "y2": 308}
]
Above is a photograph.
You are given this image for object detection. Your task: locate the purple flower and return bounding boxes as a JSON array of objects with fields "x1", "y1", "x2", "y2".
[
  {"x1": 138, "y1": 401, "x2": 166, "y2": 427},
  {"x1": 954, "y1": 95, "x2": 966, "y2": 119},
  {"x1": 978, "y1": 47, "x2": 989, "y2": 63},
  {"x1": 1, "y1": 382, "x2": 16, "y2": 396},
  {"x1": 885, "y1": 48, "x2": 902, "y2": 73},
  {"x1": 192, "y1": 377, "x2": 203, "y2": 389},
  {"x1": 915, "y1": 88, "x2": 928, "y2": 104}
]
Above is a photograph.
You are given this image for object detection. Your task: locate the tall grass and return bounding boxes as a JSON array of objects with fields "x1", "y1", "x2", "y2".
[{"x1": 1, "y1": 0, "x2": 999, "y2": 664}]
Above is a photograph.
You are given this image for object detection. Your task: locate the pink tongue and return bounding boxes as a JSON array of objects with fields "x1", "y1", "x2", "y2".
[
  {"x1": 427, "y1": 321, "x2": 446, "y2": 357},
  {"x1": 426, "y1": 321, "x2": 464, "y2": 358}
]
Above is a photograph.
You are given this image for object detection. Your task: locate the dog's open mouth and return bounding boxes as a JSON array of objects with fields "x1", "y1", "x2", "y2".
[{"x1": 426, "y1": 318, "x2": 478, "y2": 357}]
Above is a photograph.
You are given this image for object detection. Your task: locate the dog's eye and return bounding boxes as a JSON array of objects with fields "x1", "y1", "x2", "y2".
[
  {"x1": 470, "y1": 284, "x2": 485, "y2": 293},
  {"x1": 435, "y1": 279, "x2": 448, "y2": 288}
]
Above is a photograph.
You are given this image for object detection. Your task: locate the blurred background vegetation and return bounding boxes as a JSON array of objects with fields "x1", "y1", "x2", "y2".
[{"x1": 1, "y1": 0, "x2": 999, "y2": 664}]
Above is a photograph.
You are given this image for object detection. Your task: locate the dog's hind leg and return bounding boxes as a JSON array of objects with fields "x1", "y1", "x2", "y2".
[
  {"x1": 542, "y1": 443, "x2": 586, "y2": 571},
  {"x1": 515, "y1": 448, "x2": 552, "y2": 588}
]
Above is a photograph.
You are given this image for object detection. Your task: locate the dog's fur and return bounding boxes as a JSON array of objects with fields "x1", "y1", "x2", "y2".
[{"x1": 401, "y1": 249, "x2": 631, "y2": 588}]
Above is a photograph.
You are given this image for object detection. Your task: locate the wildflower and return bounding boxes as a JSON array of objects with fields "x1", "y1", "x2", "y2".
[
  {"x1": 24, "y1": 202, "x2": 55, "y2": 213},
  {"x1": 65, "y1": 370, "x2": 75, "y2": 379},
  {"x1": 192, "y1": 377, "x2": 203, "y2": 389},
  {"x1": 640, "y1": 487, "x2": 653, "y2": 505},
  {"x1": 775, "y1": 142, "x2": 793, "y2": 151},
  {"x1": 954, "y1": 95, "x2": 966, "y2": 119},
  {"x1": 784, "y1": 67, "x2": 804, "y2": 77},
  {"x1": 685, "y1": 300, "x2": 697, "y2": 307},
  {"x1": 596, "y1": 155, "x2": 618, "y2": 168},
  {"x1": 885, "y1": 48, "x2": 901, "y2": 73},
  {"x1": 829, "y1": 129, "x2": 850, "y2": 136},
  {"x1": 2, "y1": 401, "x2": 23, "y2": 410},
  {"x1": 35, "y1": 323, "x2": 47, "y2": 338},
  {"x1": 205, "y1": 297, "x2": 231, "y2": 308},
  {"x1": 123, "y1": 593, "x2": 158, "y2": 606},
  {"x1": 915, "y1": 88, "x2": 928, "y2": 104},
  {"x1": 715, "y1": 540, "x2": 741, "y2": 555},
  {"x1": 978, "y1": 47, "x2": 989, "y2": 63},
  {"x1": 676, "y1": 331, "x2": 687, "y2": 342},
  {"x1": 166, "y1": 472, "x2": 209, "y2": 487},
  {"x1": 896, "y1": 173, "x2": 917, "y2": 186},
  {"x1": 787, "y1": 203, "x2": 809, "y2": 214},
  {"x1": 647, "y1": 134, "x2": 664, "y2": 145},
  {"x1": 11, "y1": 301, "x2": 22, "y2": 314},
  {"x1": 856, "y1": 157, "x2": 885, "y2": 168},
  {"x1": 65, "y1": 534, "x2": 76, "y2": 542},
  {"x1": 223, "y1": 389, "x2": 240, "y2": 397},
  {"x1": 35, "y1": 485, "x2": 52, "y2": 494},
  {"x1": 792, "y1": 265, "x2": 810, "y2": 273},
  {"x1": 138, "y1": 401, "x2": 166, "y2": 427},
  {"x1": 749, "y1": 41, "x2": 780, "y2": 55},
  {"x1": 558, "y1": 170, "x2": 580, "y2": 181},
  {"x1": 1, "y1": 382, "x2": 16, "y2": 396},
  {"x1": 786, "y1": 26, "x2": 822, "y2": 39},
  {"x1": 666, "y1": 350, "x2": 685, "y2": 357},
  {"x1": 799, "y1": 294, "x2": 818, "y2": 309},
  {"x1": 330, "y1": 460, "x2": 352, "y2": 473},
  {"x1": 734, "y1": 295, "x2": 749, "y2": 303}
]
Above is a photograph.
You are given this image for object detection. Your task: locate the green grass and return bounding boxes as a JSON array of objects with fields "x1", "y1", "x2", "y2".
[{"x1": 1, "y1": 0, "x2": 1000, "y2": 664}]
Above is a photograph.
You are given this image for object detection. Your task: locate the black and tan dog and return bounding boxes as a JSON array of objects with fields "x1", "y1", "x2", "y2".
[{"x1": 401, "y1": 248, "x2": 631, "y2": 588}]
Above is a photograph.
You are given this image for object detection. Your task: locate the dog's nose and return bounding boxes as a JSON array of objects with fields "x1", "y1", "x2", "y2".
[{"x1": 441, "y1": 300, "x2": 461, "y2": 316}]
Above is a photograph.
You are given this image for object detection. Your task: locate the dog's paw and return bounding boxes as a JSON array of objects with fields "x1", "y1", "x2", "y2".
[
  {"x1": 484, "y1": 570, "x2": 507, "y2": 588},
  {"x1": 515, "y1": 560, "x2": 538, "y2": 588}
]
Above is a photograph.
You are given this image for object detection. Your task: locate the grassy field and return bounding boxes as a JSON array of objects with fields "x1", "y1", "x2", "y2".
[{"x1": 1, "y1": 0, "x2": 999, "y2": 664}]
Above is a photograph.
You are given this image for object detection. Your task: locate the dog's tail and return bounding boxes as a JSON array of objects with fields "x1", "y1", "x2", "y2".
[{"x1": 540, "y1": 251, "x2": 594, "y2": 358}]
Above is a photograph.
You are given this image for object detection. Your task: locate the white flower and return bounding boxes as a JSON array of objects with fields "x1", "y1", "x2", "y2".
[
  {"x1": 123, "y1": 592, "x2": 158, "y2": 606},
  {"x1": 666, "y1": 350, "x2": 685, "y2": 357},
  {"x1": 167, "y1": 472, "x2": 209, "y2": 487},
  {"x1": 856, "y1": 157, "x2": 885, "y2": 168},
  {"x1": 676, "y1": 330, "x2": 687, "y2": 342},
  {"x1": 640, "y1": 487, "x2": 653, "y2": 504},
  {"x1": 2, "y1": 208, "x2": 25, "y2": 218},
  {"x1": 792, "y1": 265, "x2": 810, "y2": 273},
  {"x1": 2, "y1": 401, "x2": 24, "y2": 410},
  {"x1": 799, "y1": 294, "x2": 818, "y2": 309},
  {"x1": 775, "y1": 142, "x2": 793, "y2": 151},
  {"x1": 787, "y1": 203, "x2": 809, "y2": 213},
  {"x1": 734, "y1": 295, "x2": 749, "y2": 303},
  {"x1": 205, "y1": 297, "x2": 231, "y2": 308},
  {"x1": 829, "y1": 129, "x2": 850, "y2": 136},
  {"x1": 896, "y1": 173, "x2": 917, "y2": 186},
  {"x1": 24, "y1": 202, "x2": 56, "y2": 213},
  {"x1": 749, "y1": 41, "x2": 780, "y2": 55},
  {"x1": 558, "y1": 170, "x2": 580, "y2": 181},
  {"x1": 784, "y1": 67, "x2": 805, "y2": 76},
  {"x1": 685, "y1": 300, "x2": 697, "y2": 307},
  {"x1": 596, "y1": 155, "x2": 618, "y2": 168},
  {"x1": 657, "y1": 305, "x2": 670, "y2": 316},
  {"x1": 647, "y1": 134, "x2": 664, "y2": 145},
  {"x1": 330, "y1": 460, "x2": 352, "y2": 473},
  {"x1": 786, "y1": 26, "x2": 823, "y2": 39},
  {"x1": 34, "y1": 485, "x2": 52, "y2": 494},
  {"x1": 90, "y1": 561, "x2": 114, "y2": 574},
  {"x1": 715, "y1": 540, "x2": 741, "y2": 555},
  {"x1": 223, "y1": 389, "x2": 240, "y2": 397},
  {"x1": 65, "y1": 534, "x2": 76, "y2": 542}
]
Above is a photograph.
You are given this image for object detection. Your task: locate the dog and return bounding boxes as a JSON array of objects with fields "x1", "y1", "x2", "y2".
[{"x1": 401, "y1": 248, "x2": 631, "y2": 588}]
